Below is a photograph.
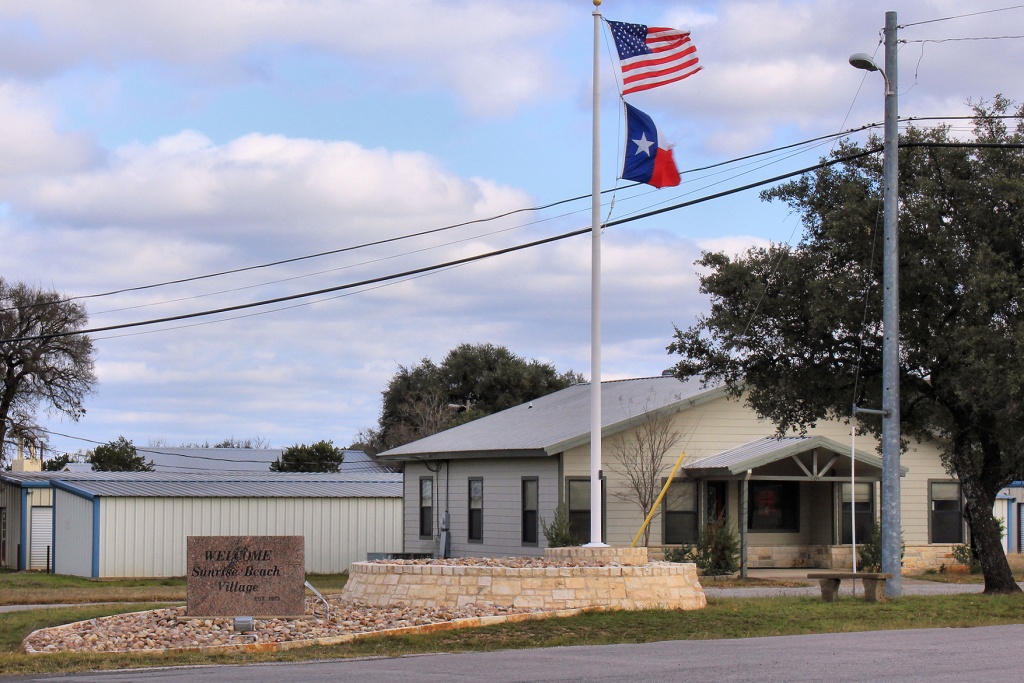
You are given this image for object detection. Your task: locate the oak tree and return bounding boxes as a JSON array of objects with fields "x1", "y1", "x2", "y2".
[
  {"x1": 90, "y1": 436, "x2": 155, "y2": 472},
  {"x1": 0, "y1": 279, "x2": 96, "y2": 465},
  {"x1": 669, "y1": 97, "x2": 1024, "y2": 593}
]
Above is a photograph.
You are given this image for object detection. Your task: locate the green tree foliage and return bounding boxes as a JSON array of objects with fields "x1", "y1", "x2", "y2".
[
  {"x1": 0, "y1": 279, "x2": 96, "y2": 466},
  {"x1": 42, "y1": 453, "x2": 78, "y2": 471},
  {"x1": 669, "y1": 97, "x2": 1024, "y2": 594},
  {"x1": 270, "y1": 440, "x2": 345, "y2": 472},
  {"x1": 367, "y1": 343, "x2": 584, "y2": 452},
  {"x1": 90, "y1": 436, "x2": 155, "y2": 472}
]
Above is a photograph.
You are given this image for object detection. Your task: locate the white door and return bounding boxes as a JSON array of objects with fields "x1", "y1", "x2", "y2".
[{"x1": 30, "y1": 506, "x2": 53, "y2": 571}]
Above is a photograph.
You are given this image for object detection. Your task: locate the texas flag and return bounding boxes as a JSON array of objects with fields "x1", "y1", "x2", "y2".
[{"x1": 621, "y1": 103, "x2": 680, "y2": 188}]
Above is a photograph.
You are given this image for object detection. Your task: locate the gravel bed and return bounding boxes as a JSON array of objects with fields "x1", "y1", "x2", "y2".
[{"x1": 24, "y1": 597, "x2": 545, "y2": 654}]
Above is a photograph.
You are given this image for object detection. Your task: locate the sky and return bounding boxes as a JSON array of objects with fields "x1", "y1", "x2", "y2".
[{"x1": 2, "y1": 0, "x2": 1023, "y2": 462}]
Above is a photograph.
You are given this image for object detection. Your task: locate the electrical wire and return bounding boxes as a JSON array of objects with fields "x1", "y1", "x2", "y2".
[{"x1": 8, "y1": 139, "x2": 1024, "y2": 344}]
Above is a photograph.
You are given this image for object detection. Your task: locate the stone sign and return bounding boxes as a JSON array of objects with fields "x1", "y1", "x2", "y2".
[{"x1": 186, "y1": 535, "x2": 305, "y2": 617}]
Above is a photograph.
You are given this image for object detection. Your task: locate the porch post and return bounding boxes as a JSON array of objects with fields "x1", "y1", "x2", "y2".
[{"x1": 740, "y1": 472, "x2": 749, "y2": 579}]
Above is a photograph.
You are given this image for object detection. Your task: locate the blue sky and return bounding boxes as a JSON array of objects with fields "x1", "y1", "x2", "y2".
[{"x1": 2, "y1": 0, "x2": 1022, "y2": 462}]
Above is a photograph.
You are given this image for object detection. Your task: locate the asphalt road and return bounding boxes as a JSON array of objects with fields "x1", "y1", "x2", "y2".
[{"x1": 7, "y1": 624, "x2": 1023, "y2": 682}]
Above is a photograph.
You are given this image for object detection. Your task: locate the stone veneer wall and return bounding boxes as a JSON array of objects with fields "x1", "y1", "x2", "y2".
[
  {"x1": 341, "y1": 547, "x2": 706, "y2": 611},
  {"x1": 651, "y1": 544, "x2": 962, "y2": 573}
]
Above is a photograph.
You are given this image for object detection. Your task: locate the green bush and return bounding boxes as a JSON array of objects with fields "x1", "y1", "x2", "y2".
[
  {"x1": 541, "y1": 503, "x2": 581, "y2": 547},
  {"x1": 666, "y1": 518, "x2": 740, "y2": 575},
  {"x1": 951, "y1": 544, "x2": 982, "y2": 574},
  {"x1": 857, "y1": 522, "x2": 905, "y2": 572}
]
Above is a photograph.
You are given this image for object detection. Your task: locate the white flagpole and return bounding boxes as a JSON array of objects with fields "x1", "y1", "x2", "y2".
[{"x1": 588, "y1": 0, "x2": 607, "y2": 547}]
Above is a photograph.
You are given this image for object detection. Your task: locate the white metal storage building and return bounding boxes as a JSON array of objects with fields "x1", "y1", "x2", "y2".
[
  {"x1": 42, "y1": 471, "x2": 402, "y2": 578},
  {"x1": 0, "y1": 472, "x2": 56, "y2": 571}
]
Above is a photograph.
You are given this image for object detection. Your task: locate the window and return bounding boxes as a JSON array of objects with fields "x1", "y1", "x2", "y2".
[
  {"x1": 840, "y1": 482, "x2": 874, "y2": 544},
  {"x1": 747, "y1": 481, "x2": 800, "y2": 532},
  {"x1": 468, "y1": 478, "x2": 484, "y2": 542},
  {"x1": 419, "y1": 477, "x2": 433, "y2": 539},
  {"x1": 567, "y1": 478, "x2": 606, "y2": 543},
  {"x1": 706, "y1": 480, "x2": 728, "y2": 523},
  {"x1": 931, "y1": 481, "x2": 963, "y2": 543},
  {"x1": 663, "y1": 480, "x2": 698, "y2": 544},
  {"x1": 522, "y1": 478, "x2": 539, "y2": 545}
]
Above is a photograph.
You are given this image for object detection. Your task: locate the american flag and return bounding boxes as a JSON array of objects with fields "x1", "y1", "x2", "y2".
[{"x1": 608, "y1": 20, "x2": 701, "y2": 95}]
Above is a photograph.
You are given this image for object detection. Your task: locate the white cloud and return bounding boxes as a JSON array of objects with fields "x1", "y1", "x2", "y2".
[
  {"x1": 19, "y1": 131, "x2": 534, "y2": 258},
  {"x1": 0, "y1": 0, "x2": 569, "y2": 114},
  {"x1": 0, "y1": 82, "x2": 97, "y2": 178}
]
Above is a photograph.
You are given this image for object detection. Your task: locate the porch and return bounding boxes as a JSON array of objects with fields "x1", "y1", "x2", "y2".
[{"x1": 677, "y1": 435, "x2": 907, "y2": 574}]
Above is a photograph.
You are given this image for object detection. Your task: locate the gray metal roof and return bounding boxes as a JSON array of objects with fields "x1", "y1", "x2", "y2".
[
  {"x1": 4, "y1": 471, "x2": 402, "y2": 498},
  {"x1": 684, "y1": 435, "x2": 904, "y2": 475},
  {"x1": 380, "y1": 376, "x2": 725, "y2": 460}
]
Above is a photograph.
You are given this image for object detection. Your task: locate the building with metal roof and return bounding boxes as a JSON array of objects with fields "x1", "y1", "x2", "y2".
[
  {"x1": 380, "y1": 375, "x2": 968, "y2": 573},
  {"x1": 0, "y1": 470, "x2": 402, "y2": 577}
]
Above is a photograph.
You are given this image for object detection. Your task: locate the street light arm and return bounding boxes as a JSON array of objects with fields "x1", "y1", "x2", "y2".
[{"x1": 849, "y1": 52, "x2": 893, "y2": 95}]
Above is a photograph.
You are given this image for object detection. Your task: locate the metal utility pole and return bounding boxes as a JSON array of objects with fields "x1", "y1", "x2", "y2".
[
  {"x1": 851, "y1": 11, "x2": 901, "y2": 597},
  {"x1": 879, "y1": 10, "x2": 901, "y2": 599}
]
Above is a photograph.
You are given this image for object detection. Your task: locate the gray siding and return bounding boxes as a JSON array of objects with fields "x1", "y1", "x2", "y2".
[{"x1": 403, "y1": 457, "x2": 559, "y2": 558}]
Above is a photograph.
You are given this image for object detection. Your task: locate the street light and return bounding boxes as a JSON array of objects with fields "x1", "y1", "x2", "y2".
[{"x1": 850, "y1": 11, "x2": 901, "y2": 598}]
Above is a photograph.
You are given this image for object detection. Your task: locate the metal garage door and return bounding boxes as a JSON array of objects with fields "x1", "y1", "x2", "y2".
[{"x1": 30, "y1": 506, "x2": 52, "y2": 571}]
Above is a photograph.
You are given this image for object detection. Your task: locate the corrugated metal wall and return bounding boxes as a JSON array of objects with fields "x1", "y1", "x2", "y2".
[
  {"x1": 0, "y1": 484, "x2": 53, "y2": 570},
  {"x1": 54, "y1": 489, "x2": 94, "y2": 577},
  {"x1": 93, "y1": 496, "x2": 402, "y2": 577}
]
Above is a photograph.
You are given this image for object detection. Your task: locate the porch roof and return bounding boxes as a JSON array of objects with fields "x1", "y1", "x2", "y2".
[{"x1": 683, "y1": 435, "x2": 909, "y2": 477}]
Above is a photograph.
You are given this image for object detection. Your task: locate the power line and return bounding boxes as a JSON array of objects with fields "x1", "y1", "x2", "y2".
[
  {"x1": 4, "y1": 141, "x2": 1023, "y2": 345},
  {"x1": 3, "y1": 148, "x2": 885, "y2": 344},
  {"x1": 902, "y1": 4, "x2": 1024, "y2": 28},
  {"x1": 2, "y1": 125, "x2": 873, "y2": 315}
]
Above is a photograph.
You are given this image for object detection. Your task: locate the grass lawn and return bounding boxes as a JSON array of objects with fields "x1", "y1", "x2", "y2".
[
  {"x1": 1, "y1": 587, "x2": 1023, "y2": 676},
  {"x1": 0, "y1": 571, "x2": 347, "y2": 606}
]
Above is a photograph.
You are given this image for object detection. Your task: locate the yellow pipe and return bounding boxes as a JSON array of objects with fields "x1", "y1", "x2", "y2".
[{"x1": 631, "y1": 451, "x2": 687, "y2": 547}]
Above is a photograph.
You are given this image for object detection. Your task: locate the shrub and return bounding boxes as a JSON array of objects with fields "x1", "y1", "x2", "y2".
[
  {"x1": 667, "y1": 518, "x2": 740, "y2": 575},
  {"x1": 541, "y1": 503, "x2": 581, "y2": 547},
  {"x1": 857, "y1": 522, "x2": 905, "y2": 572},
  {"x1": 951, "y1": 544, "x2": 982, "y2": 574}
]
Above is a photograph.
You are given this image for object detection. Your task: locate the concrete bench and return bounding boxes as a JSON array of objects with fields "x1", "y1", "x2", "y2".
[{"x1": 807, "y1": 572, "x2": 893, "y2": 603}]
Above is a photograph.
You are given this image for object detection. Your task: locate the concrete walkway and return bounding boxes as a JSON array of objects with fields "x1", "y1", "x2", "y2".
[{"x1": 703, "y1": 568, "x2": 1010, "y2": 598}]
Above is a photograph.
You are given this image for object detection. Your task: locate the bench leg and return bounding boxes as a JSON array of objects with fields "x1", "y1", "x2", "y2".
[
  {"x1": 862, "y1": 578, "x2": 886, "y2": 603},
  {"x1": 818, "y1": 578, "x2": 841, "y2": 602}
]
